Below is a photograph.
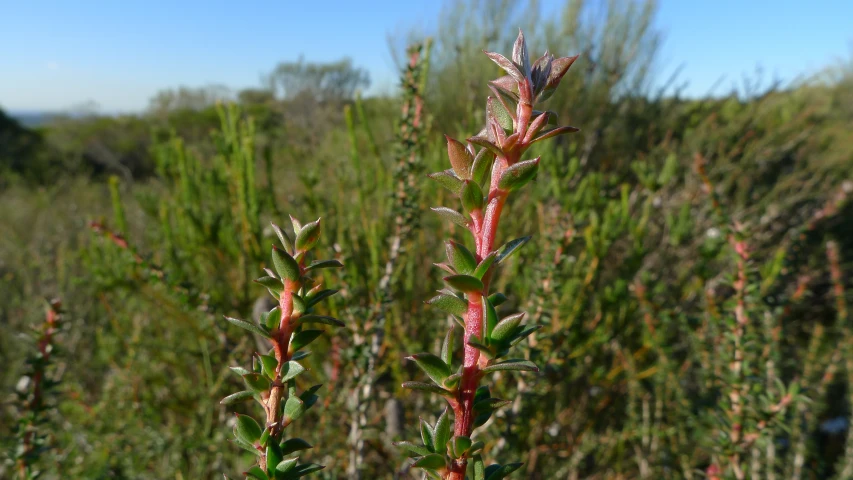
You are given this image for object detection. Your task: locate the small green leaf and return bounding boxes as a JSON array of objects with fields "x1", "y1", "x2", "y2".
[
  {"x1": 235, "y1": 414, "x2": 262, "y2": 444},
  {"x1": 449, "y1": 436, "x2": 473, "y2": 458},
  {"x1": 472, "y1": 252, "x2": 497, "y2": 280},
  {"x1": 230, "y1": 366, "x2": 251, "y2": 376},
  {"x1": 295, "y1": 218, "x2": 321, "y2": 252},
  {"x1": 473, "y1": 455, "x2": 486, "y2": 480},
  {"x1": 445, "y1": 241, "x2": 477, "y2": 275},
  {"x1": 402, "y1": 382, "x2": 454, "y2": 398},
  {"x1": 432, "y1": 207, "x2": 470, "y2": 228},
  {"x1": 289, "y1": 215, "x2": 302, "y2": 234},
  {"x1": 470, "y1": 149, "x2": 496, "y2": 186},
  {"x1": 467, "y1": 135, "x2": 504, "y2": 158},
  {"x1": 487, "y1": 96, "x2": 513, "y2": 132},
  {"x1": 299, "y1": 384, "x2": 322, "y2": 410},
  {"x1": 284, "y1": 396, "x2": 305, "y2": 421},
  {"x1": 484, "y1": 297, "x2": 498, "y2": 339},
  {"x1": 491, "y1": 313, "x2": 525, "y2": 342},
  {"x1": 433, "y1": 408, "x2": 452, "y2": 452},
  {"x1": 224, "y1": 316, "x2": 271, "y2": 339},
  {"x1": 220, "y1": 390, "x2": 254, "y2": 405},
  {"x1": 498, "y1": 158, "x2": 540, "y2": 191},
  {"x1": 485, "y1": 462, "x2": 524, "y2": 480},
  {"x1": 291, "y1": 330, "x2": 324, "y2": 352},
  {"x1": 407, "y1": 354, "x2": 451, "y2": 386},
  {"x1": 467, "y1": 336, "x2": 495, "y2": 359},
  {"x1": 243, "y1": 373, "x2": 272, "y2": 392},
  {"x1": 473, "y1": 397, "x2": 512, "y2": 414},
  {"x1": 304, "y1": 259, "x2": 343, "y2": 272},
  {"x1": 444, "y1": 275, "x2": 484, "y2": 294},
  {"x1": 426, "y1": 294, "x2": 467, "y2": 316},
  {"x1": 496, "y1": 236, "x2": 532, "y2": 264},
  {"x1": 266, "y1": 442, "x2": 284, "y2": 476},
  {"x1": 420, "y1": 417, "x2": 435, "y2": 451},
  {"x1": 271, "y1": 222, "x2": 293, "y2": 252},
  {"x1": 482, "y1": 359, "x2": 539, "y2": 373},
  {"x1": 305, "y1": 289, "x2": 337, "y2": 307},
  {"x1": 275, "y1": 458, "x2": 298, "y2": 473},
  {"x1": 255, "y1": 276, "x2": 282, "y2": 290},
  {"x1": 442, "y1": 372, "x2": 462, "y2": 389},
  {"x1": 280, "y1": 438, "x2": 313, "y2": 455},
  {"x1": 428, "y1": 169, "x2": 464, "y2": 194},
  {"x1": 440, "y1": 326, "x2": 455, "y2": 366},
  {"x1": 259, "y1": 354, "x2": 278, "y2": 378},
  {"x1": 282, "y1": 463, "x2": 325, "y2": 478},
  {"x1": 245, "y1": 466, "x2": 268, "y2": 480},
  {"x1": 263, "y1": 307, "x2": 282, "y2": 330},
  {"x1": 280, "y1": 361, "x2": 306, "y2": 382},
  {"x1": 295, "y1": 314, "x2": 344, "y2": 327},
  {"x1": 272, "y1": 246, "x2": 300, "y2": 281},
  {"x1": 413, "y1": 453, "x2": 446, "y2": 470},
  {"x1": 461, "y1": 180, "x2": 484, "y2": 213},
  {"x1": 530, "y1": 125, "x2": 579, "y2": 144},
  {"x1": 446, "y1": 135, "x2": 473, "y2": 179},
  {"x1": 395, "y1": 441, "x2": 433, "y2": 457},
  {"x1": 291, "y1": 351, "x2": 311, "y2": 361},
  {"x1": 488, "y1": 292, "x2": 508, "y2": 306},
  {"x1": 510, "y1": 325, "x2": 542, "y2": 345}
]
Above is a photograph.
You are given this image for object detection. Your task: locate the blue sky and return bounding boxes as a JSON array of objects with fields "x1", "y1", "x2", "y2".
[{"x1": 0, "y1": 0, "x2": 850, "y2": 112}]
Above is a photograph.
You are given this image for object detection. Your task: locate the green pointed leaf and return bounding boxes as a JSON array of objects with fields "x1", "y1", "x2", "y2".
[
  {"x1": 272, "y1": 246, "x2": 300, "y2": 281},
  {"x1": 413, "y1": 453, "x2": 446, "y2": 470},
  {"x1": 491, "y1": 313, "x2": 525, "y2": 342},
  {"x1": 279, "y1": 361, "x2": 306, "y2": 382},
  {"x1": 467, "y1": 336, "x2": 495, "y2": 359},
  {"x1": 484, "y1": 297, "x2": 498, "y2": 339},
  {"x1": 299, "y1": 384, "x2": 322, "y2": 411},
  {"x1": 482, "y1": 359, "x2": 539, "y2": 373},
  {"x1": 245, "y1": 466, "x2": 268, "y2": 480},
  {"x1": 291, "y1": 351, "x2": 311, "y2": 361},
  {"x1": 295, "y1": 314, "x2": 344, "y2": 327},
  {"x1": 220, "y1": 390, "x2": 254, "y2": 405},
  {"x1": 440, "y1": 327, "x2": 455, "y2": 366},
  {"x1": 530, "y1": 125, "x2": 579, "y2": 144},
  {"x1": 426, "y1": 294, "x2": 467, "y2": 316},
  {"x1": 496, "y1": 237, "x2": 532, "y2": 264},
  {"x1": 289, "y1": 215, "x2": 302, "y2": 234},
  {"x1": 498, "y1": 158, "x2": 540, "y2": 191},
  {"x1": 230, "y1": 366, "x2": 251, "y2": 377},
  {"x1": 445, "y1": 241, "x2": 477, "y2": 275},
  {"x1": 291, "y1": 330, "x2": 324, "y2": 352},
  {"x1": 428, "y1": 170, "x2": 464, "y2": 195},
  {"x1": 266, "y1": 442, "x2": 284, "y2": 476},
  {"x1": 487, "y1": 96, "x2": 513, "y2": 132},
  {"x1": 446, "y1": 135, "x2": 473, "y2": 179},
  {"x1": 488, "y1": 292, "x2": 508, "y2": 306},
  {"x1": 402, "y1": 382, "x2": 454, "y2": 398},
  {"x1": 284, "y1": 396, "x2": 305, "y2": 421},
  {"x1": 292, "y1": 294, "x2": 306, "y2": 315},
  {"x1": 449, "y1": 436, "x2": 473, "y2": 459},
  {"x1": 275, "y1": 458, "x2": 298, "y2": 473},
  {"x1": 461, "y1": 180, "x2": 484, "y2": 213},
  {"x1": 280, "y1": 438, "x2": 313, "y2": 455},
  {"x1": 271, "y1": 222, "x2": 293, "y2": 253},
  {"x1": 255, "y1": 276, "x2": 282, "y2": 290},
  {"x1": 432, "y1": 207, "x2": 470, "y2": 228},
  {"x1": 243, "y1": 373, "x2": 271, "y2": 392},
  {"x1": 442, "y1": 372, "x2": 462, "y2": 389},
  {"x1": 473, "y1": 455, "x2": 486, "y2": 480},
  {"x1": 282, "y1": 463, "x2": 325, "y2": 478},
  {"x1": 510, "y1": 325, "x2": 542, "y2": 345},
  {"x1": 472, "y1": 252, "x2": 497, "y2": 280},
  {"x1": 295, "y1": 219, "x2": 321, "y2": 252},
  {"x1": 473, "y1": 397, "x2": 512, "y2": 414},
  {"x1": 304, "y1": 259, "x2": 343, "y2": 272},
  {"x1": 470, "y1": 149, "x2": 496, "y2": 186},
  {"x1": 433, "y1": 408, "x2": 452, "y2": 452},
  {"x1": 444, "y1": 275, "x2": 484, "y2": 294},
  {"x1": 231, "y1": 436, "x2": 260, "y2": 456},
  {"x1": 467, "y1": 135, "x2": 504, "y2": 158},
  {"x1": 235, "y1": 414, "x2": 262, "y2": 444},
  {"x1": 485, "y1": 462, "x2": 524, "y2": 480},
  {"x1": 407, "y1": 354, "x2": 451, "y2": 385},
  {"x1": 224, "y1": 316, "x2": 271, "y2": 339},
  {"x1": 420, "y1": 417, "x2": 435, "y2": 451},
  {"x1": 395, "y1": 441, "x2": 433, "y2": 457},
  {"x1": 305, "y1": 289, "x2": 338, "y2": 307},
  {"x1": 263, "y1": 307, "x2": 282, "y2": 330},
  {"x1": 259, "y1": 354, "x2": 278, "y2": 378}
]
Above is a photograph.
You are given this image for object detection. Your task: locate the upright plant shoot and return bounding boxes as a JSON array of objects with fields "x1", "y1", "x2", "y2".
[
  {"x1": 398, "y1": 31, "x2": 579, "y2": 479},
  {"x1": 222, "y1": 217, "x2": 344, "y2": 479}
]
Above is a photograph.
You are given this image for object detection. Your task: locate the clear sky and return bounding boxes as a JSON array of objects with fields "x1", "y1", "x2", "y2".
[{"x1": 0, "y1": 0, "x2": 850, "y2": 113}]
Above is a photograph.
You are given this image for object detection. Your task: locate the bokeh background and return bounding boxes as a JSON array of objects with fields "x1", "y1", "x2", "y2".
[{"x1": 2, "y1": 0, "x2": 852, "y2": 478}]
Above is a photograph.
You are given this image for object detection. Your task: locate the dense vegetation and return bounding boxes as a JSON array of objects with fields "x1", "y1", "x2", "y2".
[{"x1": 2, "y1": 1, "x2": 852, "y2": 478}]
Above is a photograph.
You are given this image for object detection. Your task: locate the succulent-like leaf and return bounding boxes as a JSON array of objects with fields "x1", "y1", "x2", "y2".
[
  {"x1": 259, "y1": 354, "x2": 278, "y2": 378},
  {"x1": 511, "y1": 29, "x2": 531, "y2": 77},
  {"x1": 407, "y1": 353, "x2": 451, "y2": 385},
  {"x1": 467, "y1": 135, "x2": 504, "y2": 158},
  {"x1": 484, "y1": 297, "x2": 498, "y2": 339},
  {"x1": 484, "y1": 51, "x2": 524, "y2": 82},
  {"x1": 431, "y1": 207, "x2": 470, "y2": 228},
  {"x1": 281, "y1": 463, "x2": 325, "y2": 478},
  {"x1": 235, "y1": 414, "x2": 262, "y2": 444},
  {"x1": 444, "y1": 274, "x2": 484, "y2": 293},
  {"x1": 266, "y1": 442, "x2": 284, "y2": 476},
  {"x1": 280, "y1": 361, "x2": 306, "y2": 382},
  {"x1": 245, "y1": 466, "x2": 268, "y2": 480},
  {"x1": 413, "y1": 453, "x2": 446, "y2": 470},
  {"x1": 491, "y1": 313, "x2": 525, "y2": 342},
  {"x1": 242, "y1": 373, "x2": 272, "y2": 392},
  {"x1": 304, "y1": 259, "x2": 343, "y2": 272},
  {"x1": 433, "y1": 408, "x2": 452, "y2": 452},
  {"x1": 449, "y1": 436, "x2": 473, "y2": 459},
  {"x1": 295, "y1": 218, "x2": 321, "y2": 252},
  {"x1": 473, "y1": 455, "x2": 486, "y2": 480},
  {"x1": 440, "y1": 326, "x2": 455, "y2": 366},
  {"x1": 272, "y1": 246, "x2": 300, "y2": 281},
  {"x1": 280, "y1": 438, "x2": 313, "y2": 455},
  {"x1": 445, "y1": 135, "x2": 473, "y2": 179},
  {"x1": 498, "y1": 158, "x2": 540, "y2": 191},
  {"x1": 220, "y1": 390, "x2": 254, "y2": 405},
  {"x1": 402, "y1": 381, "x2": 454, "y2": 398},
  {"x1": 445, "y1": 241, "x2": 477, "y2": 275},
  {"x1": 284, "y1": 396, "x2": 306, "y2": 421},
  {"x1": 461, "y1": 180, "x2": 485, "y2": 213},
  {"x1": 263, "y1": 307, "x2": 282, "y2": 330},
  {"x1": 295, "y1": 314, "x2": 344, "y2": 327},
  {"x1": 420, "y1": 417, "x2": 435, "y2": 451},
  {"x1": 255, "y1": 276, "x2": 282, "y2": 290},
  {"x1": 275, "y1": 458, "x2": 298, "y2": 473},
  {"x1": 482, "y1": 359, "x2": 539, "y2": 373},
  {"x1": 488, "y1": 292, "x2": 508, "y2": 306},
  {"x1": 224, "y1": 316, "x2": 272, "y2": 339},
  {"x1": 472, "y1": 252, "x2": 497, "y2": 279},
  {"x1": 485, "y1": 462, "x2": 524, "y2": 480},
  {"x1": 496, "y1": 236, "x2": 532, "y2": 264},
  {"x1": 426, "y1": 293, "x2": 468, "y2": 316},
  {"x1": 271, "y1": 222, "x2": 293, "y2": 252},
  {"x1": 470, "y1": 149, "x2": 496, "y2": 186},
  {"x1": 395, "y1": 441, "x2": 433, "y2": 457},
  {"x1": 290, "y1": 330, "x2": 324, "y2": 352},
  {"x1": 305, "y1": 289, "x2": 337, "y2": 307},
  {"x1": 428, "y1": 170, "x2": 465, "y2": 194},
  {"x1": 487, "y1": 97, "x2": 514, "y2": 132},
  {"x1": 530, "y1": 125, "x2": 579, "y2": 144}
]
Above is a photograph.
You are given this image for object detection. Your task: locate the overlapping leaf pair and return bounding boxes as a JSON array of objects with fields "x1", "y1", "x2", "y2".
[
  {"x1": 221, "y1": 217, "x2": 343, "y2": 480},
  {"x1": 399, "y1": 30, "x2": 579, "y2": 479}
]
